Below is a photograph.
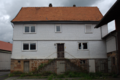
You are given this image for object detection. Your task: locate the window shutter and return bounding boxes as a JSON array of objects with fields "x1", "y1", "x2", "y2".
[{"x1": 86, "y1": 25, "x2": 92, "y2": 33}]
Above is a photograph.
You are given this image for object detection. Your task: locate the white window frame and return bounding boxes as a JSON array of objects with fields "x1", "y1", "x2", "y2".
[
  {"x1": 78, "y1": 42, "x2": 88, "y2": 50},
  {"x1": 55, "y1": 24, "x2": 62, "y2": 33},
  {"x1": 24, "y1": 25, "x2": 36, "y2": 34},
  {"x1": 85, "y1": 24, "x2": 92, "y2": 34},
  {"x1": 22, "y1": 41, "x2": 37, "y2": 52}
]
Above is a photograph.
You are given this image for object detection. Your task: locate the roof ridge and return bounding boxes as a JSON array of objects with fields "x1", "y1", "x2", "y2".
[
  {"x1": 22, "y1": 6, "x2": 98, "y2": 8},
  {"x1": 0, "y1": 40, "x2": 12, "y2": 44}
]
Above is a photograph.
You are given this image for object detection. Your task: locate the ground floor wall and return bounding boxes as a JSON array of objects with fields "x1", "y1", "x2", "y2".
[
  {"x1": 0, "y1": 52, "x2": 11, "y2": 71},
  {"x1": 107, "y1": 51, "x2": 118, "y2": 73},
  {"x1": 11, "y1": 58, "x2": 108, "y2": 73},
  {"x1": 12, "y1": 40, "x2": 107, "y2": 59}
]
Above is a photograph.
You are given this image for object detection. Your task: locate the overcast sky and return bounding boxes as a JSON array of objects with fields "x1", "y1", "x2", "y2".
[{"x1": 0, "y1": 0, "x2": 117, "y2": 43}]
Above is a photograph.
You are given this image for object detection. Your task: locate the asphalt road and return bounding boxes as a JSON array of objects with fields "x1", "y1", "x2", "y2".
[{"x1": 0, "y1": 71, "x2": 10, "y2": 80}]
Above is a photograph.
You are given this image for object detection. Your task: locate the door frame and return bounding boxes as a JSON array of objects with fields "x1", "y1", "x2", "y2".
[{"x1": 57, "y1": 43, "x2": 65, "y2": 58}]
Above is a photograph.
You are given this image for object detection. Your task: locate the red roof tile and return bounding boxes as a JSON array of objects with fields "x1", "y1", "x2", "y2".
[
  {"x1": 0, "y1": 41, "x2": 12, "y2": 51},
  {"x1": 12, "y1": 7, "x2": 103, "y2": 22}
]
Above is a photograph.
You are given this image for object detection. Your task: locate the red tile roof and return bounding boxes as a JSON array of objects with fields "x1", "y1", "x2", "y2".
[
  {"x1": 12, "y1": 7, "x2": 103, "y2": 22},
  {"x1": 0, "y1": 41, "x2": 12, "y2": 51}
]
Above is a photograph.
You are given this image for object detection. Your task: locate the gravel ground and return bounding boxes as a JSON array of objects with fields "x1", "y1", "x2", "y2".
[{"x1": 0, "y1": 71, "x2": 10, "y2": 80}]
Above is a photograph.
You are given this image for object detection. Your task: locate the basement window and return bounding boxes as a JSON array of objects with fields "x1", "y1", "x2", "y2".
[
  {"x1": 18, "y1": 61, "x2": 21, "y2": 63},
  {"x1": 80, "y1": 60, "x2": 86, "y2": 65},
  {"x1": 78, "y1": 42, "x2": 88, "y2": 50}
]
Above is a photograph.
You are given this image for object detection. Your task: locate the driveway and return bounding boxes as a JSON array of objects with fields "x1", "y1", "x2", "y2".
[{"x1": 0, "y1": 71, "x2": 10, "y2": 80}]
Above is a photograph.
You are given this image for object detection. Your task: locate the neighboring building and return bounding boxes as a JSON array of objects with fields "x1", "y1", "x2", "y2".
[
  {"x1": 103, "y1": 30, "x2": 117, "y2": 73},
  {"x1": 95, "y1": 0, "x2": 120, "y2": 74},
  {"x1": 11, "y1": 4, "x2": 108, "y2": 73},
  {"x1": 0, "y1": 41, "x2": 12, "y2": 71}
]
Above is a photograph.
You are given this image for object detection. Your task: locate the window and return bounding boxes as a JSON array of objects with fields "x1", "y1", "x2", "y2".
[
  {"x1": 24, "y1": 26, "x2": 35, "y2": 33},
  {"x1": 55, "y1": 25, "x2": 61, "y2": 32},
  {"x1": 112, "y1": 57, "x2": 115, "y2": 65},
  {"x1": 85, "y1": 25, "x2": 92, "y2": 34},
  {"x1": 23, "y1": 43, "x2": 29, "y2": 50},
  {"x1": 78, "y1": 42, "x2": 88, "y2": 50},
  {"x1": 23, "y1": 43, "x2": 36, "y2": 51},
  {"x1": 30, "y1": 43, "x2": 36, "y2": 50},
  {"x1": 25, "y1": 26, "x2": 29, "y2": 32},
  {"x1": 31, "y1": 26, "x2": 35, "y2": 32},
  {"x1": 80, "y1": 60, "x2": 86, "y2": 65}
]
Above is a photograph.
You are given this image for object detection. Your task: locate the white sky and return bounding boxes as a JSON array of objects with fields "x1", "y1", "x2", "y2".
[{"x1": 0, "y1": 0, "x2": 117, "y2": 43}]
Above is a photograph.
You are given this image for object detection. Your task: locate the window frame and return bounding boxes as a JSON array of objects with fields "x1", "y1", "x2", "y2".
[
  {"x1": 22, "y1": 41, "x2": 37, "y2": 52},
  {"x1": 55, "y1": 25, "x2": 62, "y2": 33},
  {"x1": 24, "y1": 25, "x2": 36, "y2": 34},
  {"x1": 78, "y1": 42, "x2": 88, "y2": 50},
  {"x1": 85, "y1": 24, "x2": 93, "y2": 34}
]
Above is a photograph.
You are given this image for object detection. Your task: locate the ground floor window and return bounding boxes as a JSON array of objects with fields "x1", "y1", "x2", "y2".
[
  {"x1": 78, "y1": 42, "x2": 88, "y2": 50},
  {"x1": 23, "y1": 42, "x2": 36, "y2": 51}
]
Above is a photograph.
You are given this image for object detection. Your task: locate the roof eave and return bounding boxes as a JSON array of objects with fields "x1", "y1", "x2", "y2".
[{"x1": 95, "y1": 0, "x2": 120, "y2": 28}]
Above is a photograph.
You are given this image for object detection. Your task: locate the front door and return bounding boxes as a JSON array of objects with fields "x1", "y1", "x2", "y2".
[
  {"x1": 24, "y1": 61, "x2": 29, "y2": 73},
  {"x1": 57, "y1": 44, "x2": 64, "y2": 58}
]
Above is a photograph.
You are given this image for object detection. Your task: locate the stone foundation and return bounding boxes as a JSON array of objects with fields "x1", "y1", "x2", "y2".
[
  {"x1": 11, "y1": 59, "x2": 107, "y2": 73},
  {"x1": 11, "y1": 59, "x2": 49, "y2": 73}
]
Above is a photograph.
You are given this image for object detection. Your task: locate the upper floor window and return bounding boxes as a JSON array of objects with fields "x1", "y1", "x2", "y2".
[
  {"x1": 78, "y1": 42, "x2": 88, "y2": 50},
  {"x1": 55, "y1": 25, "x2": 61, "y2": 32},
  {"x1": 25, "y1": 26, "x2": 35, "y2": 33},
  {"x1": 85, "y1": 24, "x2": 92, "y2": 34}
]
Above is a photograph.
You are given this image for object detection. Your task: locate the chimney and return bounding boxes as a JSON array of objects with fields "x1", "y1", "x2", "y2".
[
  {"x1": 73, "y1": 4, "x2": 76, "y2": 7},
  {"x1": 49, "y1": 3, "x2": 52, "y2": 7}
]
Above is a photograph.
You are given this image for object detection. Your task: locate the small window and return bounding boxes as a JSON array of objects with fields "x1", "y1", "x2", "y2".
[
  {"x1": 23, "y1": 43, "x2": 29, "y2": 50},
  {"x1": 31, "y1": 26, "x2": 35, "y2": 32},
  {"x1": 78, "y1": 42, "x2": 88, "y2": 50},
  {"x1": 83, "y1": 43, "x2": 87, "y2": 49},
  {"x1": 56, "y1": 26, "x2": 61, "y2": 32},
  {"x1": 25, "y1": 26, "x2": 29, "y2": 32},
  {"x1": 79, "y1": 43, "x2": 81, "y2": 49},
  {"x1": 18, "y1": 61, "x2": 21, "y2": 63},
  {"x1": 112, "y1": 57, "x2": 115, "y2": 65},
  {"x1": 30, "y1": 43, "x2": 36, "y2": 50},
  {"x1": 24, "y1": 26, "x2": 36, "y2": 33},
  {"x1": 85, "y1": 25, "x2": 92, "y2": 34},
  {"x1": 80, "y1": 60, "x2": 86, "y2": 65}
]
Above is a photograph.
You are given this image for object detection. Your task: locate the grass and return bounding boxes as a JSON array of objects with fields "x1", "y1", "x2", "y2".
[{"x1": 8, "y1": 71, "x2": 119, "y2": 80}]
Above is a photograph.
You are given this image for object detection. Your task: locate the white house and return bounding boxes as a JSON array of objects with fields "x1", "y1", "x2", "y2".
[
  {"x1": 0, "y1": 41, "x2": 12, "y2": 71},
  {"x1": 11, "y1": 4, "x2": 108, "y2": 73}
]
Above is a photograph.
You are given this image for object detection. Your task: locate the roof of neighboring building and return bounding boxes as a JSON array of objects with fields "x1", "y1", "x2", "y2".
[
  {"x1": 102, "y1": 30, "x2": 116, "y2": 39},
  {"x1": 11, "y1": 7, "x2": 103, "y2": 22},
  {"x1": 0, "y1": 41, "x2": 12, "y2": 51},
  {"x1": 95, "y1": 0, "x2": 120, "y2": 28}
]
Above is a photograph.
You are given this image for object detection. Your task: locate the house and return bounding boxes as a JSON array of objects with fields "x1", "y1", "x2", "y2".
[
  {"x1": 95, "y1": 0, "x2": 120, "y2": 74},
  {"x1": 0, "y1": 41, "x2": 12, "y2": 71},
  {"x1": 11, "y1": 4, "x2": 108, "y2": 74}
]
